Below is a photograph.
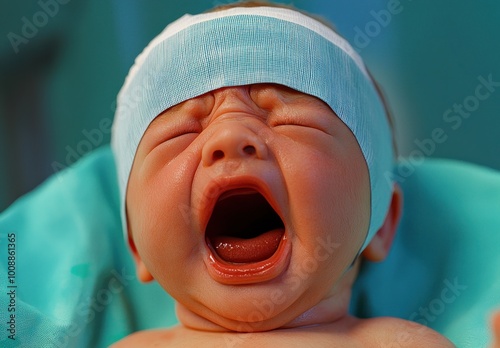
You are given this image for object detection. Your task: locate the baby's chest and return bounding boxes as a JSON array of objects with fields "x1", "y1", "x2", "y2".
[{"x1": 216, "y1": 331, "x2": 363, "y2": 348}]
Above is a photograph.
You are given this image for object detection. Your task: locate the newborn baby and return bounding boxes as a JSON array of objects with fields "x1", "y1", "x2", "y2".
[{"x1": 111, "y1": 2, "x2": 455, "y2": 347}]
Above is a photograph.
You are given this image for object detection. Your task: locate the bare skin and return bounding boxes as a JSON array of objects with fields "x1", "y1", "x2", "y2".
[
  {"x1": 116, "y1": 84, "x2": 455, "y2": 347},
  {"x1": 113, "y1": 315, "x2": 453, "y2": 347},
  {"x1": 491, "y1": 311, "x2": 500, "y2": 348}
]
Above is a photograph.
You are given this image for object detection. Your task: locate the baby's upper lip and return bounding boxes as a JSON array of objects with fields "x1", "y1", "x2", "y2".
[{"x1": 198, "y1": 174, "x2": 285, "y2": 236}]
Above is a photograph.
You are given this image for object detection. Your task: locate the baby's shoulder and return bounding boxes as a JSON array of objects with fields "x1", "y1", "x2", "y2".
[
  {"x1": 110, "y1": 329, "x2": 177, "y2": 347},
  {"x1": 357, "y1": 317, "x2": 455, "y2": 347}
]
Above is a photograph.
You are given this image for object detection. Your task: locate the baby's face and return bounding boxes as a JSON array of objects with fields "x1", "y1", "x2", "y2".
[{"x1": 126, "y1": 84, "x2": 370, "y2": 331}]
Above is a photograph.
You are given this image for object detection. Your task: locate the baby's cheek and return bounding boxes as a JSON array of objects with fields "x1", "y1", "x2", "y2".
[{"x1": 136, "y1": 191, "x2": 200, "y2": 278}]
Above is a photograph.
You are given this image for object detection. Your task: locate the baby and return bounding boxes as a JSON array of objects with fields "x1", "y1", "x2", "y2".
[{"x1": 111, "y1": 1, "x2": 455, "y2": 347}]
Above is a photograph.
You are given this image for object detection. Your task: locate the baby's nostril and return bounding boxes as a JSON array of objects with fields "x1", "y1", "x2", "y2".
[
  {"x1": 243, "y1": 145, "x2": 256, "y2": 155},
  {"x1": 213, "y1": 150, "x2": 224, "y2": 161}
]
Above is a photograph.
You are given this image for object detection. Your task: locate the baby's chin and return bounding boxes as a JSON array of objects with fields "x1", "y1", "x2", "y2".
[
  {"x1": 176, "y1": 304, "x2": 289, "y2": 333},
  {"x1": 177, "y1": 301, "x2": 308, "y2": 333},
  {"x1": 174, "y1": 284, "x2": 305, "y2": 332},
  {"x1": 175, "y1": 287, "x2": 348, "y2": 333},
  {"x1": 171, "y1": 268, "x2": 351, "y2": 333}
]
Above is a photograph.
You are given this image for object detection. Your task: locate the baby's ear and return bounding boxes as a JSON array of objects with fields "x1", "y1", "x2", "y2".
[
  {"x1": 128, "y1": 234, "x2": 154, "y2": 282},
  {"x1": 362, "y1": 184, "x2": 403, "y2": 262}
]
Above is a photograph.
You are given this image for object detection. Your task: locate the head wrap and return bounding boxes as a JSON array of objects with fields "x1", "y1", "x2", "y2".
[{"x1": 111, "y1": 6, "x2": 394, "y2": 252}]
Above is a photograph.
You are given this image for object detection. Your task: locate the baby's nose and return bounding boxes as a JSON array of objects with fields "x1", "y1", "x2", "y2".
[{"x1": 202, "y1": 123, "x2": 268, "y2": 167}]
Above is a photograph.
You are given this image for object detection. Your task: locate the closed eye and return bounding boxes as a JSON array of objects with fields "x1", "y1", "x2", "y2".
[
  {"x1": 147, "y1": 130, "x2": 199, "y2": 151},
  {"x1": 145, "y1": 131, "x2": 198, "y2": 161},
  {"x1": 168, "y1": 131, "x2": 200, "y2": 141},
  {"x1": 154, "y1": 119, "x2": 202, "y2": 145},
  {"x1": 271, "y1": 119, "x2": 332, "y2": 136},
  {"x1": 145, "y1": 113, "x2": 202, "y2": 146}
]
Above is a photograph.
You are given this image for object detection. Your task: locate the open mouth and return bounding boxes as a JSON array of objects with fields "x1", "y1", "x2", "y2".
[{"x1": 205, "y1": 189, "x2": 285, "y2": 264}]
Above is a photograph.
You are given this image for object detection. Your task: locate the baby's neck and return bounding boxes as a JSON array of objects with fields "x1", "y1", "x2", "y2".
[
  {"x1": 284, "y1": 283, "x2": 353, "y2": 329},
  {"x1": 176, "y1": 295, "x2": 350, "y2": 332},
  {"x1": 176, "y1": 262, "x2": 358, "y2": 333}
]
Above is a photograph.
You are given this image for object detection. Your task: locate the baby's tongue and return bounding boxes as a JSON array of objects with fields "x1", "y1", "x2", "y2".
[{"x1": 211, "y1": 229, "x2": 284, "y2": 263}]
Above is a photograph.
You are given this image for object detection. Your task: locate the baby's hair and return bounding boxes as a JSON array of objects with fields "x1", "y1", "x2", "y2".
[
  {"x1": 209, "y1": 0, "x2": 398, "y2": 155},
  {"x1": 209, "y1": 1, "x2": 336, "y2": 30},
  {"x1": 210, "y1": 0, "x2": 291, "y2": 11}
]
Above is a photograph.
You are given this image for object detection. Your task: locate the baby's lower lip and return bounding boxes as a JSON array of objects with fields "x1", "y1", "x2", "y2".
[{"x1": 204, "y1": 232, "x2": 291, "y2": 285}]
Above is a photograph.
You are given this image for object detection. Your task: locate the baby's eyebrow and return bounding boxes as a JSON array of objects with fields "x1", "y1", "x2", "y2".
[{"x1": 258, "y1": 87, "x2": 337, "y2": 116}]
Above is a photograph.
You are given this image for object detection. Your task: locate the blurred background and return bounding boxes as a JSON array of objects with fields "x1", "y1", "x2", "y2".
[{"x1": 0, "y1": 0, "x2": 499, "y2": 211}]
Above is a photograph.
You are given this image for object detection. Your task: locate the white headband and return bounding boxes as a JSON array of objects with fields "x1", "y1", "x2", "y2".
[{"x1": 111, "y1": 6, "x2": 394, "y2": 251}]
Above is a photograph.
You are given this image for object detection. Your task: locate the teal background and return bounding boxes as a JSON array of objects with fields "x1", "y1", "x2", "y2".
[{"x1": 1, "y1": 0, "x2": 499, "y2": 211}]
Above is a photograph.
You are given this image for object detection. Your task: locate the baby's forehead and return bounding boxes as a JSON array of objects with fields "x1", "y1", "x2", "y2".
[{"x1": 152, "y1": 83, "x2": 334, "y2": 121}]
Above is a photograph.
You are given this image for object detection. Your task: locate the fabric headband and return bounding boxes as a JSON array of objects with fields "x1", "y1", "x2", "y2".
[{"x1": 111, "y1": 6, "x2": 394, "y2": 252}]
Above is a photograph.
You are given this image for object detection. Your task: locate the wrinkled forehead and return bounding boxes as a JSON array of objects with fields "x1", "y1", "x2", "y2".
[
  {"x1": 151, "y1": 83, "x2": 336, "y2": 120},
  {"x1": 111, "y1": 6, "x2": 394, "y2": 251}
]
